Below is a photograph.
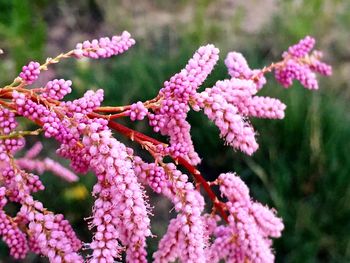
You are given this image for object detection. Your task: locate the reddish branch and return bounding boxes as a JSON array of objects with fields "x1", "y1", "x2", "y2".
[{"x1": 176, "y1": 156, "x2": 228, "y2": 222}]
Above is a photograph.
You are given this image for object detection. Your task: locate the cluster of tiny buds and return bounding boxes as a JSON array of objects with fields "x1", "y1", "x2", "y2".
[
  {"x1": 61, "y1": 89, "x2": 104, "y2": 115},
  {"x1": 275, "y1": 35, "x2": 331, "y2": 89},
  {"x1": 0, "y1": 107, "x2": 17, "y2": 134},
  {"x1": 225, "y1": 51, "x2": 266, "y2": 89},
  {"x1": 285, "y1": 35, "x2": 315, "y2": 58},
  {"x1": 0, "y1": 137, "x2": 25, "y2": 154},
  {"x1": 129, "y1": 101, "x2": 148, "y2": 121},
  {"x1": 42, "y1": 79, "x2": 72, "y2": 100},
  {"x1": 133, "y1": 156, "x2": 170, "y2": 194},
  {"x1": 73, "y1": 31, "x2": 135, "y2": 59},
  {"x1": 12, "y1": 90, "x2": 62, "y2": 138},
  {"x1": 20, "y1": 197, "x2": 83, "y2": 262},
  {"x1": 203, "y1": 173, "x2": 284, "y2": 262},
  {"x1": 1, "y1": 168, "x2": 44, "y2": 202},
  {"x1": 0, "y1": 187, "x2": 28, "y2": 259},
  {"x1": 19, "y1": 61, "x2": 40, "y2": 84}
]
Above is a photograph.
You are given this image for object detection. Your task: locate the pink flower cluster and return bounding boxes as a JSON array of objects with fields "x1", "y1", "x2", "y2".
[
  {"x1": 194, "y1": 62, "x2": 285, "y2": 155},
  {"x1": 135, "y1": 158, "x2": 283, "y2": 263},
  {"x1": 0, "y1": 32, "x2": 332, "y2": 262},
  {"x1": 42, "y1": 79, "x2": 72, "y2": 100},
  {"x1": 148, "y1": 44, "x2": 219, "y2": 165},
  {"x1": 74, "y1": 31, "x2": 135, "y2": 59},
  {"x1": 0, "y1": 107, "x2": 17, "y2": 134},
  {"x1": 0, "y1": 187, "x2": 28, "y2": 259},
  {"x1": 0, "y1": 107, "x2": 24, "y2": 162},
  {"x1": 134, "y1": 157, "x2": 207, "y2": 262},
  {"x1": 152, "y1": 163, "x2": 206, "y2": 262},
  {"x1": 1, "y1": 167, "x2": 44, "y2": 202},
  {"x1": 21, "y1": 196, "x2": 83, "y2": 262},
  {"x1": 129, "y1": 101, "x2": 148, "y2": 121},
  {"x1": 287, "y1": 36, "x2": 315, "y2": 58},
  {"x1": 12, "y1": 90, "x2": 63, "y2": 139},
  {"x1": 134, "y1": 156, "x2": 173, "y2": 195},
  {"x1": 82, "y1": 127, "x2": 151, "y2": 262},
  {"x1": 196, "y1": 82, "x2": 259, "y2": 155},
  {"x1": 275, "y1": 36, "x2": 332, "y2": 89},
  {"x1": 61, "y1": 89, "x2": 104, "y2": 115},
  {"x1": 225, "y1": 51, "x2": 266, "y2": 89},
  {"x1": 206, "y1": 173, "x2": 284, "y2": 263},
  {"x1": 19, "y1": 61, "x2": 41, "y2": 84}
]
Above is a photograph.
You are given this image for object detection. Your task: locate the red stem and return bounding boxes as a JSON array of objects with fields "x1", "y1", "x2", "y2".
[
  {"x1": 108, "y1": 111, "x2": 130, "y2": 119},
  {"x1": 176, "y1": 157, "x2": 228, "y2": 222},
  {"x1": 95, "y1": 105, "x2": 130, "y2": 113},
  {"x1": 105, "y1": 118, "x2": 163, "y2": 146}
]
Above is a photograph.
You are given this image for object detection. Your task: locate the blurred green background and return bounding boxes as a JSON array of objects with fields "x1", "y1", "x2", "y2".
[{"x1": 1, "y1": 0, "x2": 350, "y2": 262}]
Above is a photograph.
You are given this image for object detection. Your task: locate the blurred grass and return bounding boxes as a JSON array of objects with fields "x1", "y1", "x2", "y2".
[
  {"x1": 1, "y1": 0, "x2": 350, "y2": 262},
  {"x1": 0, "y1": 0, "x2": 47, "y2": 79}
]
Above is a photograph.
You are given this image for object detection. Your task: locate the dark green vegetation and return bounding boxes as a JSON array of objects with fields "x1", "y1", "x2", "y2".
[{"x1": 0, "y1": 0, "x2": 349, "y2": 262}]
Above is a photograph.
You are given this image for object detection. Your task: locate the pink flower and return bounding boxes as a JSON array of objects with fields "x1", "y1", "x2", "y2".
[
  {"x1": 61, "y1": 89, "x2": 104, "y2": 115},
  {"x1": 148, "y1": 44, "x2": 219, "y2": 165},
  {"x1": 129, "y1": 101, "x2": 148, "y2": 121},
  {"x1": 197, "y1": 89, "x2": 258, "y2": 155},
  {"x1": 0, "y1": 189, "x2": 28, "y2": 259},
  {"x1": 19, "y1": 61, "x2": 40, "y2": 84},
  {"x1": 42, "y1": 79, "x2": 72, "y2": 100},
  {"x1": 285, "y1": 35, "x2": 315, "y2": 58},
  {"x1": 74, "y1": 31, "x2": 135, "y2": 59},
  {"x1": 225, "y1": 52, "x2": 266, "y2": 89},
  {"x1": 205, "y1": 173, "x2": 284, "y2": 263},
  {"x1": 83, "y1": 128, "x2": 151, "y2": 262},
  {"x1": 275, "y1": 36, "x2": 332, "y2": 89},
  {"x1": 0, "y1": 106, "x2": 18, "y2": 134}
]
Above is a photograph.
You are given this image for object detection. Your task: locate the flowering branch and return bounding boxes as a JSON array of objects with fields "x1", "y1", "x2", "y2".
[{"x1": 0, "y1": 32, "x2": 331, "y2": 262}]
